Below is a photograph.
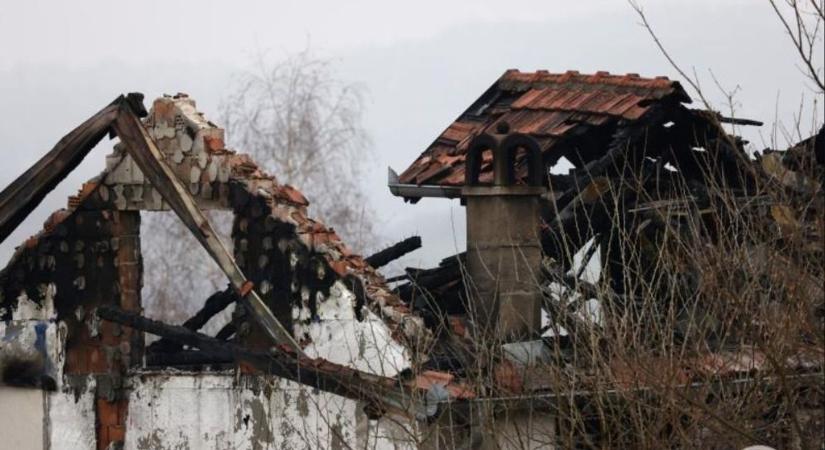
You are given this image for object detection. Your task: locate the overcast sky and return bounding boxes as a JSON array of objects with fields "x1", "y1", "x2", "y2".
[{"x1": 0, "y1": 0, "x2": 822, "y2": 273}]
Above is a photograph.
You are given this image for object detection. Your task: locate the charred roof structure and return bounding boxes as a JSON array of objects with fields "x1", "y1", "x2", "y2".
[
  {"x1": 388, "y1": 70, "x2": 824, "y2": 447},
  {"x1": 0, "y1": 70, "x2": 823, "y2": 449},
  {"x1": 0, "y1": 94, "x2": 445, "y2": 449},
  {"x1": 393, "y1": 70, "x2": 691, "y2": 192}
]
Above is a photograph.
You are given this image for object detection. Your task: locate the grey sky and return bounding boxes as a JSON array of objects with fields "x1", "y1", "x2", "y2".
[{"x1": 0, "y1": 0, "x2": 821, "y2": 273}]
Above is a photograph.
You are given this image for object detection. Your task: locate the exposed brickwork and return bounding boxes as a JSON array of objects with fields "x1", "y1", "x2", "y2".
[
  {"x1": 61, "y1": 211, "x2": 142, "y2": 375},
  {"x1": 112, "y1": 211, "x2": 143, "y2": 368},
  {"x1": 0, "y1": 206, "x2": 142, "y2": 447},
  {"x1": 96, "y1": 397, "x2": 129, "y2": 450}
]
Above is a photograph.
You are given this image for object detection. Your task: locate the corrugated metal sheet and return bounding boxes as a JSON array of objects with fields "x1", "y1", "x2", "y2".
[{"x1": 398, "y1": 69, "x2": 690, "y2": 187}]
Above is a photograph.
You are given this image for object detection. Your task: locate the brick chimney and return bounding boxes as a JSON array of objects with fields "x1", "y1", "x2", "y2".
[{"x1": 462, "y1": 124, "x2": 546, "y2": 342}]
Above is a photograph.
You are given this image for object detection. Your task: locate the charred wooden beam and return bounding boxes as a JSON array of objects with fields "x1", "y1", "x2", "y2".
[
  {"x1": 146, "y1": 350, "x2": 234, "y2": 368},
  {"x1": 365, "y1": 236, "x2": 422, "y2": 268},
  {"x1": 715, "y1": 114, "x2": 763, "y2": 126},
  {"x1": 0, "y1": 97, "x2": 125, "y2": 243},
  {"x1": 150, "y1": 286, "x2": 238, "y2": 352},
  {"x1": 98, "y1": 304, "x2": 364, "y2": 389},
  {"x1": 112, "y1": 106, "x2": 303, "y2": 355},
  {"x1": 397, "y1": 259, "x2": 463, "y2": 300},
  {"x1": 97, "y1": 305, "x2": 436, "y2": 419},
  {"x1": 181, "y1": 287, "x2": 237, "y2": 331},
  {"x1": 215, "y1": 321, "x2": 237, "y2": 341}
]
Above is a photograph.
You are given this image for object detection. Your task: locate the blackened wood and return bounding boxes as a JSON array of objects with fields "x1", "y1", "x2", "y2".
[
  {"x1": 0, "y1": 98, "x2": 122, "y2": 243},
  {"x1": 150, "y1": 287, "x2": 237, "y2": 351},
  {"x1": 542, "y1": 177, "x2": 616, "y2": 269},
  {"x1": 215, "y1": 321, "x2": 237, "y2": 340},
  {"x1": 715, "y1": 114, "x2": 763, "y2": 126},
  {"x1": 365, "y1": 236, "x2": 422, "y2": 268},
  {"x1": 397, "y1": 262, "x2": 462, "y2": 299},
  {"x1": 181, "y1": 287, "x2": 237, "y2": 331},
  {"x1": 97, "y1": 305, "x2": 427, "y2": 418},
  {"x1": 97, "y1": 305, "x2": 256, "y2": 363},
  {"x1": 146, "y1": 350, "x2": 234, "y2": 367},
  {"x1": 113, "y1": 106, "x2": 303, "y2": 355}
]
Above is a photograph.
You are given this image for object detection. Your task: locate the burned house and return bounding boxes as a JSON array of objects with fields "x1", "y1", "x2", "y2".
[
  {"x1": 0, "y1": 70, "x2": 823, "y2": 450},
  {"x1": 0, "y1": 94, "x2": 432, "y2": 449}
]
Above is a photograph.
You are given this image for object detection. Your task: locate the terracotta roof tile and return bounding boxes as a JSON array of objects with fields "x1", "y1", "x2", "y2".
[{"x1": 398, "y1": 69, "x2": 690, "y2": 187}]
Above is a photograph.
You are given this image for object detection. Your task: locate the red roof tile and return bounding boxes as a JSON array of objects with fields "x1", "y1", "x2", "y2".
[{"x1": 398, "y1": 70, "x2": 690, "y2": 187}]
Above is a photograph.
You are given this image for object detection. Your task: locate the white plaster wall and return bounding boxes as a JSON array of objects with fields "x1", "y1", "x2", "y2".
[
  {"x1": 125, "y1": 373, "x2": 358, "y2": 450},
  {"x1": 296, "y1": 281, "x2": 410, "y2": 377},
  {"x1": 0, "y1": 386, "x2": 45, "y2": 449},
  {"x1": 1, "y1": 284, "x2": 96, "y2": 450},
  {"x1": 124, "y1": 280, "x2": 418, "y2": 450},
  {"x1": 0, "y1": 284, "x2": 65, "y2": 387},
  {"x1": 358, "y1": 413, "x2": 418, "y2": 450},
  {"x1": 47, "y1": 377, "x2": 97, "y2": 450}
]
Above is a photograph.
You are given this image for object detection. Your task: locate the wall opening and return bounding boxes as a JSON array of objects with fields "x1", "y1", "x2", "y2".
[{"x1": 139, "y1": 210, "x2": 235, "y2": 343}]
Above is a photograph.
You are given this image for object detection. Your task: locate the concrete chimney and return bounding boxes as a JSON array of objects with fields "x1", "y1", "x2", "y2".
[{"x1": 462, "y1": 125, "x2": 546, "y2": 342}]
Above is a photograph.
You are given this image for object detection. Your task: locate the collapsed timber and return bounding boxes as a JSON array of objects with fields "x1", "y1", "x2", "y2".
[{"x1": 390, "y1": 70, "x2": 825, "y2": 447}]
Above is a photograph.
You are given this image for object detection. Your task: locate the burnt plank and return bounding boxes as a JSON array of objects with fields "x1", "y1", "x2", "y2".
[
  {"x1": 0, "y1": 98, "x2": 122, "y2": 243},
  {"x1": 365, "y1": 236, "x2": 422, "y2": 268}
]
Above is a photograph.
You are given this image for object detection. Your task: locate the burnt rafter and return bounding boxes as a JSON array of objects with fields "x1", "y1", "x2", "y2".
[
  {"x1": 0, "y1": 98, "x2": 118, "y2": 243},
  {"x1": 0, "y1": 93, "x2": 149, "y2": 244},
  {"x1": 365, "y1": 236, "x2": 422, "y2": 269}
]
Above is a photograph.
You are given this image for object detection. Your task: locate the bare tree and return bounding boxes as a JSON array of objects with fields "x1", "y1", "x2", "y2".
[
  {"x1": 141, "y1": 210, "x2": 233, "y2": 331},
  {"x1": 769, "y1": 0, "x2": 825, "y2": 92},
  {"x1": 221, "y1": 49, "x2": 376, "y2": 252},
  {"x1": 141, "y1": 50, "x2": 375, "y2": 327}
]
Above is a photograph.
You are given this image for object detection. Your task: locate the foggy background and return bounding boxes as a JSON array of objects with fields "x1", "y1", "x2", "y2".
[{"x1": 0, "y1": 0, "x2": 819, "y2": 276}]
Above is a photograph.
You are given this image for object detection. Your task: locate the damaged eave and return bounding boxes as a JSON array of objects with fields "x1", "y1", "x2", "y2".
[
  {"x1": 387, "y1": 167, "x2": 462, "y2": 201},
  {"x1": 393, "y1": 69, "x2": 695, "y2": 190}
]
